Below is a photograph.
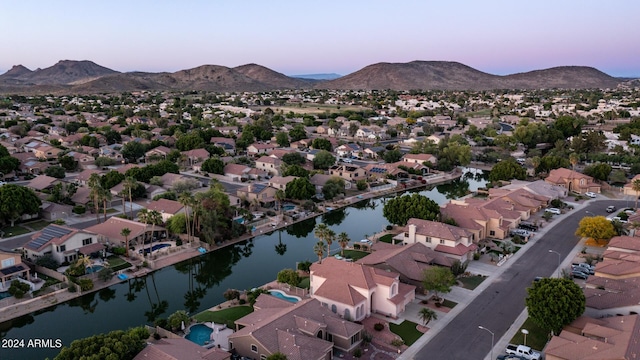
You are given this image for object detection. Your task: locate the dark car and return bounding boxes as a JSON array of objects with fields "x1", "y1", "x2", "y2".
[
  {"x1": 571, "y1": 270, "x2": 589, "y2": 280},
  {"x1": 518, "y1": 222, "x2": 539, "y2": 231},
  {"x1": 497, "y1": 355, "x2": 527, "y2": 360}
]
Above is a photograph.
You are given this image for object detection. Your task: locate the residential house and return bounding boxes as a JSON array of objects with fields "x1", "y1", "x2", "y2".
[
  {"x1": 544, "y1": 314, "x2": 640, "y2": 360},
  {"x1": 268, "y1": 176, "x2": 298, "y2": 191},
  {"x1": 159, "y1": 172, "x2": 195, "y2": 190},
  {"x1": 210, "y1": 137, "x2": 236, "y2": 155},
  {"x1": 335, "y1": 143, "x2": 361, "y2": 159},
  {"x1": 98, "y1": 144, "x2": 124, "y2": 163},
  {"x1": 133, "y1": 338, "x2": 231, "y2": 360},
  {"x1": 310, "y1": 257, "x2": 416, "y2": 320},
  {"x1": 228, "y1": 296, "x2": 363, "y2": 359},
  {"x1": 328, "y1": 164, "x2": 368, "y2": 182},
  {"x1": 363, "y1": 146, "x2": 384, "y2": 159},
  {"x1": 66, "y1": 151, "x2": 96, "y2": 169},
  {"x1": 20, "y1": 159, "x2": 50, "y2": 174},
  {"x1": 310, "y1": 174, "x2": 334, "y2": 195},
  {"x1": 255, "y1": 156, "x2": 282, "y2": 177},
  {"x1": 402, "y1": 153, "x2": 437, "y2": 166},
  {"x1": 362, "y1": 163, "x2": 407, "y2": 179},
  {"x1": 623, "y1": 174, "x2": 640, "y2": 197},
  {"x1": 85, "y1": 216, "x2": 168, "y2": 249},
  {"x1": 144, "y1": 146, "x2": 172, "y2": 163},
  {"x1": 26, "y1": 175, "x2": 61, "y2": 192},
  {"x1": 223, "y1": 163, "x2": 251, "y2": 182},
  {"x1": 181, "y1": 148, "x2": 210, "y2": 170},
  {"x1": 247, "y1": 143, "x2": 278, "y2": 156},
  {"x1": 32, "y1": 145, "x2": 62, "y2": 160},
  {"x1": 357, "y1": 242, "x2": 451, "y2": 290},
  {"x1": 545, "y1": 168, "x2": 601, "y2": 195},
  {"x1": 145, "y1": 198, "x2": 186, "y2": 223},
  {"x1": 21, "y1": 224, "x2": 101, "y2": 264},
  {"x1": 74, "y1": 169, "x2": 103, "y2": 187},
  {"x1": 440, "y1": 201, "x2": 507, "y2": 241},
  {"x1": 0, "y1": 250, "x2": 30, "y2": 292},
  {"x1": 40, "y1": 202, "x2": 73, "y2": 221},
  {"x1": 395, "y1": 219, "x2": 478, "y2": 261},
  {"x1": 236, "y1": 183, "x2": 277, "y2": 207}
]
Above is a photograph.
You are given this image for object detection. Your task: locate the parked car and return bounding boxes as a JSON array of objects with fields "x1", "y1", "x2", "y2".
[
  {"x1": 510, "y1": 229, "x2": 530, "y2": 238},
  {"x1": 545, "y1": 208, "x2": 561, "y2": 215},
  {"x1": 518, "y1": 222, "x2": 539, "y2": 231},
  {"x1": 505, "y1": 344, "x2": 541, "y2": 360},
  {"x1": 572, "y1": 263, "x2": 595, "y2": 275},
  {"x1": 606, "y1": 205, "x2": 616, "y2": 213},
  {"x1": 609, "y1": 216, "x2": 628, "y2": 224},
  {"x1": 571, "y1": 270, "x2": 589, "y2": 280},
  {"x1": 585, "y1": 192, "x2": 597, "y2": 198},
  {"x1": 497, "y1": 355, "x2": 527, "y2": 360}
]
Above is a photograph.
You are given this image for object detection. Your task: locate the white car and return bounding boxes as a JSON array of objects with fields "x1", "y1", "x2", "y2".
[
  {"x1": 545, "y1": 208, "x2": 561, "y2": 215},
  {"x1": 584, "y1": 192, "x2": 597, "y2": 198}
]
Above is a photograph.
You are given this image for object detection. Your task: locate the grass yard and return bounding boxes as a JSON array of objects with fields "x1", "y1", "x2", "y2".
[
  {"x1": 389, "y1": 320, "x2": 424, "y2": 346},
  {"x1": 442, "y1": 299, "x2": 457, "y2": 309},
  {"x1": 107, "y1": 256, "x2": 133, "y2": 272},
  {"x1": 25, "y1": 219, "x2": 52, "y2": 230},
  {"x1": 509, "y1": 317, "x2": 550, "y2": 351},
  {"x1": 458, "y1": 275, "x2": 486, "y2": 290},
  {"x1": 379, "y1": 234, "x2": 394, "y2": 243},
  {"x1": 0, "y1": 225, "x2": 30, "y2": 237},
  {"x1": 195, "y1": 306, "x2": 253, "y2": 328},
  {"x1": 341, "y1": 250, "x2": 369, "y2": 261}
]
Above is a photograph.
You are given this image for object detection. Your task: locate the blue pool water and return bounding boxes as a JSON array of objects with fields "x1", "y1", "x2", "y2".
[
  {"x1": 139, "y1": 243, "x2": 171, "y2": 255},
  {"x1": 269, "y1": 290, "x2": 300, "y2": 303},
  {"x1": 0, "y1": 291, "x2": 11, "y2": 299},
  {"x1": 282, "y1": 204, "x2": 296, "y2": 211},
  {"x1": 85, "y1": 265, "x2": 104, "y2": 274},
  {"x1": 185, "y1": 324, "x2": 213, "y2": 346}
]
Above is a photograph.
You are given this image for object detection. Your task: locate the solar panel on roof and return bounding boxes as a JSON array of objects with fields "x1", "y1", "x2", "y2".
[
  {"x1": 26, "y1": 225, "x2": 73, "y2": 250},
  {"x1": 250, "y1": 184, "x2": 267, "y2": 193}
]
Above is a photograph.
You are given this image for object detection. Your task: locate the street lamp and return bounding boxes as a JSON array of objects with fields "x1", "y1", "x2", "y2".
[
  {"x1": 478, "y1": 325, "x2": 494, "y2": 360},
  {"x1": 585, "y1": 210, "x2": 595, "y2": 217},
  {"x1": 549, "y1": 249, "x2": 561, "y2": 278},
  {"x1": 521, "y1": 329, "x2": 529, "y2": 346}
]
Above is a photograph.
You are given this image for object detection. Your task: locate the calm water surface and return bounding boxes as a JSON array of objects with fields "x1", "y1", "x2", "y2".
[{"x1": 0, "y1": 169, "x2": 487, "y2": 360}]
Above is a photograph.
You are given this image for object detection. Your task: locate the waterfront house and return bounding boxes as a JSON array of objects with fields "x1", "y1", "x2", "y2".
[
  {"x1": 310, "y1": 257, "x2": 416, "y2": 320},
  {"x1": 328, "y1": 164, "x2": 368, "y2": 182},
  {"x1": 133, "y1": 337, "x2": 231, "y2": 360},
  {"x1": 145, "y1": 198, "x2": 187, "y2": 223},
  {"x1": 402, "y1": 153, "x2": 437, "y2": 166},
  {"x1": 545, "y1": 168, "x2": 601, "y2": 195},
  {"x1": 236, "y1": 183, "x2": 277, "y2": 207},
  {"x1": 21, "y1": 224, "x2": 101, "y2": 264},
  {"x1": 84, "y1": 216, "x2": 168, "y2": 249},
  {"x1": 0, "y1": 250, "x2": 30, "y2": 292},
  {"x1": 395, "y1": 219, "x2": 478, "y2": 262}
]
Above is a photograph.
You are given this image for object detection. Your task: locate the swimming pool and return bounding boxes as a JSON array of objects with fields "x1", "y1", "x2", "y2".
[
  {"x1": 282, "y1": 203, "x2": 296, "y2": 211},
  {"x1": 185, "y1": 324, "x2": 213, "y2": 346},
  {"x1": 85, "y1": 265, "x2": 104, "y2": 274},
  {"x1": 269, "y1": 290, "x2": 301, "y2": 303},
  {"x1": 139, "y1": 243, "x2": 171, "y2": 255}
]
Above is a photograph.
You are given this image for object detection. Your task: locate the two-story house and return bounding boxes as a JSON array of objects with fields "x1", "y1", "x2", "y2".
[
  {"x1": 21, "y1": 224, "x2": 101, "y2": 264},
  {"x1": 328, "y1": 164, "x2": 368, "y2": 182},
  {"x1": 545, "y1": 168, "x2": 601, "y2": 195},
  {"x1": 0, "y1": 250, "x2": 30, "y2": 292},
  {"x1": 395, "y1": 219, "x2": 478, "y2": 261},
  {"x1": 255, "y1": 156, "x2": 282, "y2": 177}
]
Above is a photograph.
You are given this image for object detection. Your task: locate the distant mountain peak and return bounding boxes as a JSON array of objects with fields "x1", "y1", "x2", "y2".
[{"x1": 1, "y1": 64, "x2": 32, "y2": 77}]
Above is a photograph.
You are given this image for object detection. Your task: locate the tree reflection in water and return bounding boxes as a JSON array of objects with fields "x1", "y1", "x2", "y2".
[{"x1": 286, "y1": 217, "x2": 316, "y2": 238}]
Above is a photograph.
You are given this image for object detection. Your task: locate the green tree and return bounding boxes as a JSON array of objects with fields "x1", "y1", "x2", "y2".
[
  {"x1": 383, "y1": 194, "x2": 440, "y2": 226},
  {"x1": 120, "y1": 227, "x2": 131, "y2": 257},
  {"x1": 54, "y1": 327, "x2": 149, "y2": 360},
  {"x1": 223, "y1": 288, "x2": 241, "y2": 303},
  {"x1": 176, "y1": 132, "x2": 205, "y2": 151},
  {"x1": 383, "y1": 149, "x2": 403, "y2": 163},
  {"x1": 45, "y1": 165, "x2": 66, "y2": 179},
  {"x1": 311, "y1": 138, "x2": 332, "y2": 151},
  {"x1": 322, "y1": 176, "x2": 345, "y2": 200},
  {"x1": 422, "y1": 266, "x2": 456, "y2": 300},
  {"x1": 266, "y1": 352, "x2": 288, "y2": 360},
  {"x1": 201, "y1": 157, "x2": 224, "y2": 174},
  {"x1": 536, "y1": 155, "x2": 571, "y2": 174},
  {"x1": 575, "y1": 216, "x2": 616, "y2": 244},
  {"x1": 275, "y1": 131, "x2": 290, "y2": 147},
  {"x1": 583, "y1": 163, "x2": 612, "y2": 182},
  {"x1": 526, "y1": 278, "x2": 585, "y2": 334},
  {"x1": 0, "y1": 184, "x2": 42, "y2": 226},
  {"x1": 121, "y1": 141, "x2": 146, "y2": 163},
  {"x1": 632, "y1": 179, "x2": 640, "y2": 209},
  {"x1": 100, "y1": 170, "x2": 125, "y2": 189},
  {"x1": 312, "y1": 150, "x2": 336, "y2": 170},
  {"x1": 418, "y1": 307, "x2": 438, "y2": 326},
  {"x1": 488, "y1": 158, "x2": 527, "y2": 182},
  {"x1": 58, "y1": 155, "x2": 78, "y2": 171},
  {"x1": 167, "y1": 310, "x2": 190, "y2": 331},
  {"x1": 313, "y1": 240, "x2": 326, "y2": 264},
  {"x1": 337, "y1": 232, "x2": 350, "y2": 256},
  {"x1": 282, "y1": 164, "x2": 309, "y2": 178},
  {"x1": 289, "y1": 124, "x2": 307, "y2": 142},
  {"x1": 281, "y1": 152, "x2": 306, "y2": 166},
  {"x1": 285, "y1": 177, "x2": 315, "y2": 200},
  {"x1": 276, "y1": 268, "x2": 300, "y2": 287}
]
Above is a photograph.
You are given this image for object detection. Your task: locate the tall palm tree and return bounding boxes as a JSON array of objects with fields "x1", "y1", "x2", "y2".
[
  {"x1": 121, "y1": 227, "x2": 131, "y2": 257},
  {"x1": 123, "y1": 176, "x2": 138, "y2": 219},
  {"x1": 632, "y1": 179, "x2": 640, "y2": 210},
  {"x1": 337, "y1": 232, "x2": 350, "y2": 256},
  {"x1": 569, "y1": 153, "x2": 579, "y2": 171},
  {"x1": 325, "y1": 229, "x2": 336, "y2": 258},
  {"x1": 178, "y1": 192, "x2": 194, "y2": 244},
  {"x1": 100, "y1": 186, "x2": 112, "y2": 222},
  {"x1": 274, "y1": 189, "x2": 285, "y2": 214},
  {"x1": 137, "y1": 209, "x2": 150, "y2": 257},
  {"x1": 313, "y1": 241, "x2": 326, "y2": 264},
  {"x1": 88, "y1": 173, "x2": 102, "y2": 223},
  {"x1": 146, "y1": 210, "x2": 162, "y2": 256},
  {"x1": 418, "y1": 307, "x2": 438, "y2": 326},
  {"x1": 314, "y1": 223, "x2": 329, "y2": 247}
]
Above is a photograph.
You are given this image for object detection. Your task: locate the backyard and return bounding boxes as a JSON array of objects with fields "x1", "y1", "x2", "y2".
[
  {"x1": 107, "y1": 256, "x2": 133, "y2": 272},
  {"x1": 194, "y1": 306, "x2": 254, "y2": 329}
]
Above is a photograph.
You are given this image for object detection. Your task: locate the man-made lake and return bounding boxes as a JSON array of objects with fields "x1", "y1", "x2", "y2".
[{"x1": 0, "y1": 169, "x2": 487, "y2": 360}]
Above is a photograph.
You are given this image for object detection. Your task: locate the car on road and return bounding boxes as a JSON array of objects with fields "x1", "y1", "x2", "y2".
[
  {"x1": 545, "y1": 208, "x2": 561, "y2": 215},
  {"x1": 571, "y1": 270, "x2": 589, "y2": 280},
  {"x1": 606, "y1": 205, "x2": 617, "y2": 213},
  {"x1": 585, "y1": 192, "x2": 597, "y2": 198}
]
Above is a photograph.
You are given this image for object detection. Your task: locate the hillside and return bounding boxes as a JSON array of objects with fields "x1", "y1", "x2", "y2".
[
  {"x1": 0, "y1": 60, "x2": 119, "y2": 86},
  {"x1": 233, "y1": 64, "x2": 315, "y2": 89}
]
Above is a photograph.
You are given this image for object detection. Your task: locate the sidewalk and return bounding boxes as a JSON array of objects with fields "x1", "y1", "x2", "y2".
[{"x1": 398, "y1": 199, "x2": 593, "y2": 360}]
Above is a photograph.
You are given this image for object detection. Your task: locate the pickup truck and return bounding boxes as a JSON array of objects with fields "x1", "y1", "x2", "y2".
[{"x1": 505, "y1": 344, "x2": 541, "y2": 360}]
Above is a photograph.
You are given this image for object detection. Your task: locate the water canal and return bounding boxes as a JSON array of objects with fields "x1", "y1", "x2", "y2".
[{"x1": 0, "y1": 169, "x2": 487, "y2": 360}]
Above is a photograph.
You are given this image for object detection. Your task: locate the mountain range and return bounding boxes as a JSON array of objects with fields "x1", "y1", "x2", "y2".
[{"x1": 0, "y1": 60, "x2": 627, "y2": 94}]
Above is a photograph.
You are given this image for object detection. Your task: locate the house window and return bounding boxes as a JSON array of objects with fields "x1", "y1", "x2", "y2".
[
  {"x1": 426, "y1": 237, "x2": 431, "y2": 243},
  {"x1": 82, "y1": 238, "x2": 92, "y2": 246},
  {"x1": 1, "y1": 257, "x2": 15, "y2": 269},
  {"x1": 251, "y1": 344, "x2": 258, "y2": 353},
  {"x1": 59, "y1": 245, "x2": 66, "y2": 252},
  {"x1": 439, "y1": 239, "x2": 445, "y2": 245},
  {"x1": 404, "y1": 232, "x2": 409, "y2": 237},
  {"x1": 326, "y1": 333, "x2": 333, "y2": 342},
  {"x1": 260, "y1": 355, "x2": 267, "y2": 360},
  {"x1": 229, "y1": 341, "x2": 233, "y2": 349},
  {"x1": 350, "y1": 332, "x2": 360, "y2": 344},
  {"x1": 489, "y1": 230, "x2": 495, "y2": 236},
  {"x1": 331, "y1": 304, "x2": 337, "y2": 313}
]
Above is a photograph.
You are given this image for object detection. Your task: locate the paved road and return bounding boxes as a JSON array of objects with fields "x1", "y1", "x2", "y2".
[{"x1": 414, "y1": 199, "x2": 624, "y2": 360}]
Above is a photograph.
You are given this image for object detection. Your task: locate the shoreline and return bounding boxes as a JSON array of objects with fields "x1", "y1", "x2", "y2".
[{"x1": 0, "y1": 169, "x2": 464, "y2": 325}]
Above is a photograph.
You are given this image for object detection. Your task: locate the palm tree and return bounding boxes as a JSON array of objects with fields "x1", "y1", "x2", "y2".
[
  {"x1": 325, "y1": 229, "x2": 336, "y2": 258},
  {"x1": 137, "y1": 209, "x2": 149, "y2": 256},
  {"x1": 337, "y1": 232, "x2": 350, "y2": 256},
  {"x1": 178, "y1": 192, "x2": 194, "y2": 244},
  {"x1": 632, "y1": 179, "x2": 640, "y2": 210},
  {"x1": 569, "y1": 153, "x2": 579, "y2": 171},
  {"x1": 418, "y1": 307, "x2": 438, "y2": 326},
  {"x1": 121, "y1": 227, "x2": 131, "y2": 257},
  {"x1": 88, "y1": 173, "x2": 102, "y2": 223},
  {"x1": 76, "y1": 255, "x2": 93, "y2": 274},
  {"x1": 314, "y1": 223, "x2": 329, "y2": 247},
  {"x1": 100, "y1": 186, "x2": 112, "y2": 222},
  {"x1": 146, "y1": 210, "x2": 162, "y2": 256},
  {"x1": 274, "y1": 189, "x2": 285, "y2": 214},
  {"x1": 275, "y1": 230, "x2": 287, "y2": 256},
  {"x1": 313, "y1": 241, "x2": 326, "y2": 264},
  {"x1": 123, "y1": 176, "x2": 138, "y2": 219}
]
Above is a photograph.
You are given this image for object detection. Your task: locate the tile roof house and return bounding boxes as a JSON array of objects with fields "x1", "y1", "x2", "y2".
[
  {"x1": 181, "y1": 148, "x2": 210, "y2": 169},
  {"x1": 228, "y1": 295, "x2": 363, "y2": 359},
  {"x1": 210, "y1": 137, "x2": 236, "y2": 155},
  {"x1": 362, "y1": 163, "x2": 407, "y2": 179},
  {"x1": 223, "y1": 164, "x2": 251, "y2": 182},
  {"x1": 21, "y1": 224, "x2": 101, "y2": 264},
  {"x1": 394, "y1": 219, "x2": 478, "y2": 261},
  {"x1": 144, "y1": 145, "x2": 172, "y2": 162},
  {"x1": 544, "y1": 314, "x2": 640, "y2": 360},
  {"x1": 236, "y1": 183, "x2": 277, "y2": 206},
  {"x1": 255, "y1": 155, "x2": 283, "y2": 176},
  {"x1": 357, "y1": 242, "x2": 451, "y2": 290},
  {"x1": 145, "y1": 198, "x2": 186, "y2": 222},
  {"x1": 310, "y1": 257, "x2": 416, "y2": 320},
  {"x1": 133, "y1": 337, "x2": 231, "y2": 360},
  {"x1": 74, "y1": 169, "x2": 103, "y2": 187},
  {"x1": 545, "y1": 168, "x2": 601, "y2": 195},
  {"x1": 0, "y1": 250, "x2": 30, "y2": 292},
  {"x1": 247, "y1": 143, "x2": 278, "y2": 156},
  {"x1": 268, "y1": 176, "x2": 298, "y2": 191},
  {"x1": 623, "y1": 174, "x2": 640, "y2": 197},
  {"x1": 402, "y1": 153, "x2": 437, "y2": 166},
  {"x1": 26, "y1": 175, "x2": 61, "y2": 191},
  {"x1": 335, "y1": 143, "x2": 361, "y2": 159},
  {"x1": 84, "y1": 216, "x2": 168, "y2": 249},
  {"x1": 328, "y1": 164, "x2": 368, "y2": 182}
]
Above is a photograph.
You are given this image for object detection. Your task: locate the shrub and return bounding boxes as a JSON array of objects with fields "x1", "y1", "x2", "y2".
[
  {"x1": 35, "y1": 253, "x2": 60, "y2": 270},
  {"x1": 112, "y1": 247, "x2": 126, "y2": 256},
  {"x1": 391, "y1": 338, "x2": 405, "y2": 347},
  {"x1": 78, "y1": 278, "x2": 94, "y2": 291},
  {"x1": 8, "y1": 281, "x2": 31, "y2": 298},
  {"x1": 72, "y1": 205, "x2": 86, "y2": 214},
  {"x1": 353, "y1": 348, "x2": 362, "y2": 358},
  {"x1": 374, "y1": 322, "x2": 385, "y2": 331},
  {"x1": 473, "y1": 253, "x2": 481, "y2": 260},
  {"x1": 386, "y1": 225, "x2": 393, "y2": 230},
  {"x1": 176, "y1": 238, "x2": 183, "y2": 246}
]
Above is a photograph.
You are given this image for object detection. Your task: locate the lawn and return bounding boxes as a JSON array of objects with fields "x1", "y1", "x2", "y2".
[
  {"x1": 379, "y1": 234, "x2": 394, "y2": 243},
  {"x1": 509, "y1": 317, "x2": 549, "y2": 351},
  {"x1": 458, "y1": 275, "x2": 487, "y2": 290},
  {"x1": 195, "y1": 306, "x2": 253, "y2": 328},
  {"x1": 25, "y1": 219, "x2": 52, "y2": 230},
  {"x1": 0, "y1": 225, "x2": 30, "y2": 237},
  {"x1": 389, "y1": 320, "x2": 424, "y2": 346},
  {"x1": 341, "y1": 250, "x2": 369, "y2": 261},
  {"x1": 107, "y1": 256, "x2": 133, "y2": 272},
  {"x1": 442, "y1": 299, "x2": 457, "y2": 309}
]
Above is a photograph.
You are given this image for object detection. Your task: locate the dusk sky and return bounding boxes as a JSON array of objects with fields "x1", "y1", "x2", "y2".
[{"x1": 2, "y1": 0, "x2": 639, "y2": 77}]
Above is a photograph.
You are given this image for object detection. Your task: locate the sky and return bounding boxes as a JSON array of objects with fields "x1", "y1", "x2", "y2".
[{"x1": 2, "y1": 0, "x2": 639, "y2": 77}]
